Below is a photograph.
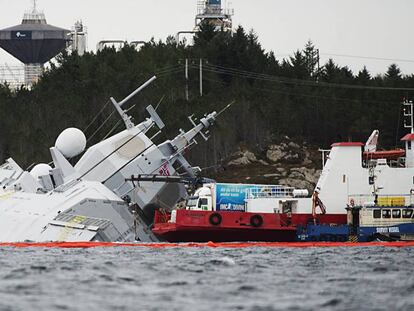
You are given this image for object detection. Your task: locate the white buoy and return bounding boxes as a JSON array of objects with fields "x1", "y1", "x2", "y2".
[
  {"x1": 55, "y1": 128, "x2": 86, "y2": 158},
  {"x1": 30, "y1": 163, "x2": 52, "y2": 180}
]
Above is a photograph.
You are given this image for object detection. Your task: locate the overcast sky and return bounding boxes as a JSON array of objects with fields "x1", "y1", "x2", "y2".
[{"x1": 1, "y1": 0, "x2": 413, "y2": 75}]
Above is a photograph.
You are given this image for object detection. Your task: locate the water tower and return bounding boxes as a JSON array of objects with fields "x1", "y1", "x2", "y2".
[
  {"x1": 195, "y1": 0, "x2": 234, "y2": 32},
  {"x1": 0, "y1": 1, "x2": 70, "y2": 86}
]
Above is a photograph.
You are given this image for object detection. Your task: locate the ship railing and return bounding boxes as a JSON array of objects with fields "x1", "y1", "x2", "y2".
[
  {"x1": 246, "y1": 185, "x2": 295, "y2": 199},
  {"x1": 363, "y1": 158, "x2": 406, "y2": 169},
  {"x1": 348, "y1": 194, "x2": 414, "y2": 207},
  {"x1": 388, "y1": 158, "x2": 405, "y2": 168}
]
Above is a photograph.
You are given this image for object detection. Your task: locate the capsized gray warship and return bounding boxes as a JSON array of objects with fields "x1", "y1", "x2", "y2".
[{"x1": 0, "y1": 76, "x2": 219, "y2": 242}]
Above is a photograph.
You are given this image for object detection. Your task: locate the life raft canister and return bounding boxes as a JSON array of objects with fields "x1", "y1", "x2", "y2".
[
  {"x1": 209, "y1": 213, "x2": 222, "y2": 226},
  {"x1": 250, "y1": 214, "x2": 264, "y2": 228}
]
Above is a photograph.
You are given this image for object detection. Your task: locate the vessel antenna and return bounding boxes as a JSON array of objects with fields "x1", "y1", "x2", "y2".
[
  {"x1": 403, "y1": 100, "x2": 414, "y2": 134},
  {"x1": 110, "y1": 76, "x2": 157, "y2": 129},
  {"x1": 33, "y1": 0, "x2": 37, "y2": 12},
  {"x1": 216, "y1": 100, "x2": 235, "y2": 117}
]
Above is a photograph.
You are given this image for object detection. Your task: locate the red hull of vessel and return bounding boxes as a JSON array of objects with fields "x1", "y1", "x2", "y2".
[
  {"x1": 153, "y1": 224, "x2": 297, "y2": 243},
  {"x1": 152, "y1": 210, "x2": 297, "y2": 243},
  {"x1": 152, "y1": 210, "x2": 347, "y2": 243}
]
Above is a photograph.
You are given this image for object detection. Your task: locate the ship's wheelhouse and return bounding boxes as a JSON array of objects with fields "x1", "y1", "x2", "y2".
[{"x1": 356, "y1": 206, "x2": 414, "y2": 227}]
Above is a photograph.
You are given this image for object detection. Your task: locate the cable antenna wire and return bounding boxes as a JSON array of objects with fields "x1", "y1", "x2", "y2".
[{"x1": 199, "y1": 63, "x2": 414, "y2": 92}]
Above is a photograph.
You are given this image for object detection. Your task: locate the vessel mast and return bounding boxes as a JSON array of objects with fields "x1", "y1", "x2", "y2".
[
  {"x1": 403, "y1": 99, "x2": 414, "y2": 134},
  {"x1": 402, "y1": 99, "x2": 414, "y2": 168}
]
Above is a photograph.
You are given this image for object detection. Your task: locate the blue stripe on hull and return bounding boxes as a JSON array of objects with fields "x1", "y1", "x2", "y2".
[
  {"x1": 296, "y1": 223, "x2": 414, "y2": 242},
  {"x1": 358, "y1": 223, "x2": 414, "y2": 241},
  {"x1": 296, "y1": 224, "x2": 349, "y2": 242}
]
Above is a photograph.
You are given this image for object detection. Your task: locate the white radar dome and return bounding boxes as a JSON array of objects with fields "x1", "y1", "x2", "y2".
[
  {"x1": 30, "y1": 163, "x2": 52, "y2": 180},
  {"x1": 55, "y1": 127, "x2": 87, "y2": 158}
]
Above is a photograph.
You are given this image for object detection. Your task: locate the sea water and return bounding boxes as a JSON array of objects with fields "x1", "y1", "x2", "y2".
[{"x1": 0, "y1": 246, "x2": 413, "y2": 310}]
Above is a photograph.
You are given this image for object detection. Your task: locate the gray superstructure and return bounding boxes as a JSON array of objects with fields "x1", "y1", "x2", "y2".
[{"x1": 0, "y1": 76, "x2": 219, "y2": 242}]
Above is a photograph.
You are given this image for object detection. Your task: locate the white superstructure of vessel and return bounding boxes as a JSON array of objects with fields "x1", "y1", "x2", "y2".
[
  {"x1": 0, "y1": 76, "x2": 219, "y2": 242},
  {"x1": 241, "y1": 101, "x2": 414, "y2": 218},
  {"x1": 312, "y1": 100, "x2": 414, "y2": 215}
]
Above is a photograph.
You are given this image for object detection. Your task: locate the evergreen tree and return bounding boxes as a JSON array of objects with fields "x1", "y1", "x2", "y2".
[
  {"x1": 303, "y1": 40, "x2": 319, "y2": 79},
  {"x1": 386, "y1": 63, "x2": 402, "y2": 79},
  {"x1": 356, "y1": 66, "x2": 371, "y2": 84},
  {"x1": 0, "y1": 28, "x2": 413, "y2": 169},
  {"x1": 289, "y1": 50, "x2": 309, "y2": 79},
  {"x1": 320, "y1": 58, "x2": 341, "y2": 82},
  {"x1": 193, "y1": 21, "x2": 218, "y2": 47}
]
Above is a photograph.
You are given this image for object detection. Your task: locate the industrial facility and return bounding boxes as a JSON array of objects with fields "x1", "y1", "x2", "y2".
[
  {"x1": 0, "y1": 0, "x2": 232, "y2": 88},
  {"x1": 0, "y1": 1, "x2": 86, "y2": 88},
  {"x1": 176, "y1": 0, "x2": 234, "y2": 43},
  {"x1": 195, "y1": 0, "x2": 233, "y2": 32}
]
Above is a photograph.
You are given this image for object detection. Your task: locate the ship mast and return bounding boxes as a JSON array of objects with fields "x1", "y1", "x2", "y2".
[
  {"x1": 402, "y1": 99, "x2": 414, "y2": 168},
  {"x1": 403, "y1": 99, "x2": 414, "y2": 134}
]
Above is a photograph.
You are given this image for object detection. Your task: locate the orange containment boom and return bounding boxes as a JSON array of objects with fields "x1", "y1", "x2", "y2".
[{"x1": 0, "y1": 241, "x2": 414, "y2": 248}]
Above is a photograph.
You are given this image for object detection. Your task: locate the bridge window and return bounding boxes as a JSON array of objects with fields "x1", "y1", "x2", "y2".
[
  {"x1": 373, "y1": 209, "x2": 381, "y2": 219},
  {"x1": 392, "y1": 209, "x2": 401, "y2": 218},
  {"x1": 382, "y1": 209, "x2": 391, "y2": 219},
  {"x1": 402, "y1": 209, "x2": 413, "y2": 219}
]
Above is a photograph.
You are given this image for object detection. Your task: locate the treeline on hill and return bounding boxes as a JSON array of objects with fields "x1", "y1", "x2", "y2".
[{"x1": 0, "y1": 23, "x2": 413, "y2": 171}]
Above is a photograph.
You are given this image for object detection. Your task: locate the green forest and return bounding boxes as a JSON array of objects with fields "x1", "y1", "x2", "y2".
[{"x1": 1, "y1": 24, "x2": 414, "y2": 170}]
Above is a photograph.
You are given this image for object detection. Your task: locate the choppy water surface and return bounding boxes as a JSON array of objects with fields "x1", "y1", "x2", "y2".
[{"x1": 0, "y1": 246, "x2": 413, "y2": 310}]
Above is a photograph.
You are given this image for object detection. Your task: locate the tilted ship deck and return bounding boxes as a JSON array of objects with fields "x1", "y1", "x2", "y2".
[{"x1": 0, "y1": 76, "x2": 222, "y2": 243}]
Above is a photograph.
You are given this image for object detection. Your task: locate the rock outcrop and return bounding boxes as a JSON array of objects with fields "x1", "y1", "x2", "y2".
[
  {"x1": 266, "y1": 141, "x2": 312, "y2": 166},
  {"x1": 227, "y1": 150, "x2": 257, "y2": 166},
  {"x1": 215, "y1": 138, "x2": 321, "y2": 193},
  {"x1": 278, "y1": 167, "x2": 321, "y2": 192}
]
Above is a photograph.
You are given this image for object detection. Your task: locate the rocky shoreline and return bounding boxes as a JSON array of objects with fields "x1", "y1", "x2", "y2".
[{"x1": 210, "y1": 137, "x2": 322, "y2": 193}]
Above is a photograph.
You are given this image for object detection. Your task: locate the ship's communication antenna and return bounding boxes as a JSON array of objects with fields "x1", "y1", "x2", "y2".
[
  {"x1": 403, "y1": 99, "x2": 414, "y2": 134},
  {"x1": 110, "y1": 76, "x2": 157, "y2": 129},
  {"x1": 146, "y1": 105, "x2": 165, "y2": 130}
]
